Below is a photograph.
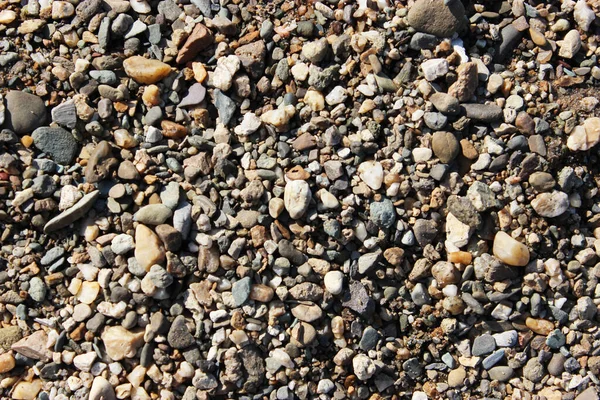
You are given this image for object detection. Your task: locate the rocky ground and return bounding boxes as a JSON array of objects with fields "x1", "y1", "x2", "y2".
[{"x1": 1, "y1": 0, "x2": 600, "y2": 399}]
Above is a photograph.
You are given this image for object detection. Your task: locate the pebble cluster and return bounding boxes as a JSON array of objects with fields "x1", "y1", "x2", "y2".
[{"x1": 1, "y1": 0, "x2": 600, "y2": 399}]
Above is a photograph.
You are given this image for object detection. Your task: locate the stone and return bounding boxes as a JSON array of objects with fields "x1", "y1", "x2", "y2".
[
  {"x1": 102, "y1": 326, "x2": 144, "y2": 360},
  {"x1": 234, "y1": 112, "x2": 262, "y2": 136},
  {"x1": 413, "y1": 219, "x2": 438, "y2": 247},
  {"x1": 447, "y1": 367, "x2": 466, "y2": 387},
  {"x1": 467, "y1": 181, "x2": 500, "y2": 211},
  {"x1": 90, "y1": 376, "x2": 116, "y2": 400},
  {"x1": 177, "y1": 23, "x2": 214, "y2": 64},
  {"x1": 12, "y1": 380, "x2": 42, "y2": 400},
  {"x1": 302, "y1": 39, "x2": 329, "y2": 64},
  {"x1": 523, "y1": 358, "x2": 545, "y2": 383},
  {"x1": 168, "y1": 315, "x2": 195, "y2": 349},
  {"x1": 461, "y1": 103, "x2": 503, "y2": 122},
  {"x1": 51, "y1": 101, "x2": 77, "y2": 129},
  {"x1": 472, "y1": 334, "x2": 496, "y2": 356},
  {"x1": 430, "y1": 92, "x2": 460, "y2": 115},
  {"x1": 284, "y1": 180, "x2": 311, "y2": 219},
  {"x1": 291, "y1": 304, "x2": 322, "y2": 322},
  {"x1": 567, "y1": 118, "x2": 600, "y2": 151},
  {"x1": 261, "y1": 105, "x2": 295, "y2": 128},
  {"x1": 370, "y1": 199, "x2": 396, "y2": 229},
  {"x1": 407, "y1": 0, "x2": 466, "y2": 37},
  {"x1": 558, "y1": 30, "x2": 581, "y2": 59},
  {"x1": 525, "y1": 317, "x2": 555, "y2": 335},
  {"x1": 32, "y1": 127, "x2": 79, "y2": 165},
  {"x1": 235, "y1": 41, "x2": 267, "y2": 79},
  {"x1": 44, "y1": 190, "x2": 100, "y2": 233},
  {"x1": 495, "y1": 24, "x2": 523, "y2": 62},
  {"x1": 0, "y1": 353, "x2": 15, "y2": 373},
  {"x1": 574, "y1": 0, "x2": 596, "y2": 32},
  {"x1": 134, "y1": 204, "x2": 173, "y2": 225},
  {"x1": 0, "y1": 10, "x2": 17, "y2": 24},
  {"x1": 448, "y1": 62, "x2": 478, "y2": 102},
  {"x1": 531, "y1": 191, "x2": 569, "y2": 217},
  {"x1": 232, "y1": 277, "x2": 252, "y2": 307},
  {"x1": 353, "y1": 354, "x2": 376, "y2": 381},
  {"x1": 432, "y1": 261, "x2": 460, "y2": 287},
  {"x1": 135, "y1": 224, "x2": 166, "y2": 271},
  {"x1": 28, "y1": 277, "x2": 46, "y2": 302},
  {"x1": 358, "y1": 161, "x2": 383, "y2": 190},
  {"x1": 214, "y1": 90, "x2": 236, "y2": 126},
  {"x1": 488, "y1": 366, "x2": 514, "y2": 382},
  {"x1": 324, "y1": 271, "x2": 344, "y2": 295},
  {"x1": 432, "y1": 131, "x2": 459, "y2": 163},
  {"x1": 213, "y1": 55, "x2": 240, "y2": 91},
  {"x1": 342, "y1": 282, "x2": 375, "y2": 317},
  {"x1": 0, "y1": 326, "x2": 22, "y2": 350},
  {"x1": 493, "y1": 231, "x2": 530, "y2": 267},
  {"x1": 421, "y1": 58, "x2": 449, "y2": 81},
  {"x1": 123, "y1": 56, "x2": 172, "y2": 84}
]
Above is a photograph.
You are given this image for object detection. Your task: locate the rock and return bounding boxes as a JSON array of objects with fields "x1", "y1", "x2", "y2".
[
  {"x1": 177, "y1": 23, "x2": 214, "y2": 64},
  {"x1": 548, "y1": 353, "x2": 566, "y2": 376},
  {"x1": 168, "y1": 315, "x2": 195, "y2": 349},
  {"x1": 214, "y1": 90, "x2": 236, "y2": 126},
  {"x1": 432, "y1": 131, "x2": 460, "y2": 163},
  {"x1": 324, "y1": 271, "x2": 344, "y2": 295},
  {"x1": 44, "y1": 190, "x2": 100, "y2": 233},
  {"x1": 413, "y1": 219, "x2": 438, "y2": 247},
  {"x1": 302, "y1": 39, "x2": 329, "y2": 64},
  {"x1": 567, "y1": 118, "x2": 600, "y2": 151},
  {"x1": 447, "y1": 367, "x2": 466, "y2": 387},
  {"x1": 232, "y1": 277, "x2": 252, "y2": 307},
  {"x1": 574, "y1": 0, "x2": 596, "y2": 32},
  {"x1": 495, "y1": 24, "x2": 523, "y2": 62},
  {"x1": 0, "y1": 326, "x2": 22, "y2": 350},
  {"x1": 0, "y1": 10, "x2": 17, "y2": 24},
  {"x1": 342, "y1": 281, "x2": 375, "y2": 317},
  {"x1": 11, "y1": 330, "x2": 50, "y2": 361},
  {"x1": 134, "y1": 204, "x2": 173, "y2": 225},
  {"x1": 51, "y1": 101, "x2": 77, "y2": 129},
  {"x1": 447, "y1": 196, "x2": 481, "y2": 228},
  {"x1": 432, "y1": 261, "x2": 460, "y2": 287},
  {"x1": 531, "y1": 191, "x2": 569, "y2": 217},
  {"x1": 261, "y1": 105, "x2": 295, "y2": 128},
  {"x1": 493, "y1": 231, "x2": 530, "y2": 266},
  {"x1": 234, "y1": 112, "x2": 262, "y2": 136},
  {"x1": 461, "y1": 103, "x2": 503, "y2": 122},
  {"x1": 525, "y1": 317, "x2": 555, "y2": 335},
  {"x1": 353, "y1": 354, "x2": 376, "y2": 380},
  {"x1": 0, "y1": 353, "x2": 15, "y2": 373},
  {"x1": 430, "y1": 92, "x2": 460, "y2": 115},
  {"x1": 28, "y1": 277, "x2": 46, "y2": 302},
  {"x1": 467, "y1": 181, "x2": 500, "y2": 211},
  {"x1": 291, "y1": 304, "x2": 322, "y2": 322},
  {"x1": 448, "y1": 62, "x2": 478, "y2": 102},
  {"x1": 358, "y1": 160, "x2": 384, "y2": 190},
  {"x1": 90, "y1": 376, "x2": 116, "y2": 400},
  {"x1": 407, "y1": 0, "x2": 466, "y2": 37},
  {"x1": 576, "y1": 388, "x2": 599, "y2": 400},
  {"x1": 472, "y1": 334, "x2": 496, "y2": 356},
  {"x1": 102, "y1": 326, "x2": 144, "y2": 360},
  {"x1": 558, "y1": 29, "x2": 581, "y2": 59},
  {"x1": 12, "y1": 380, "x2": 42, "y2": 400},
  {"x1": 523, "y1": 358, "x2": 545, "y2": 383},
  {"x1": 123, "y1": 56, "x2": 172, "y2": 84},
  {"x1": 213, "y1": 55, "x2": 240, "y2": 91},
  {"x1": 134, "y1": 224, "x2": 165, "y2": 271},
  {"x1": 284, "y1": 180, "x2": 311, "y2": 219},
  {"x1": 31, "y1": 126, "x2": 79, "y2": 165},
  {"x1": 421, "y1": 58, "x2": 449, "y2": 81},
  {"x1": 488, "y1": 366, "x2": 514, "y2": 382},
  {"x1": 370, "y1": 198, "x2": 396, "y2": 229},
  {"x1": 179, "y1": 83, "x2": 206, "y2": 108}
]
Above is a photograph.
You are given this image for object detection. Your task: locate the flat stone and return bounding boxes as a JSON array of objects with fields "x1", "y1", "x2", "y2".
[
  {"x1": 32, "y1": 127, "x2": 79, "y2": 165},
  {"x1": 101, "y1": 326, "x2": 144, "y2": 360},
  {"x1": 134, "y1": 224, "x2": 165, "y2": 271},
  {"x1": 134, "y1": 204, "x2": 173, "y2": 225},
  {"x1": 123, "y1": 56, "x2": 172, "y2": 84},
  {"x1": 407, "y1": 0, "x2": 466, "y2": 37},
  {"x1": 177, "y1": 23, "x2": 214, "y2": 64},
  {"x1": 44, "y1": 190, "x2": 100, "y2": 233},
  {"x1": 531, "y1": 191, "x2": 569, "y2": 217},
  {"x1": 11, "y1": 330, "x2": 51, "y2": 361}
]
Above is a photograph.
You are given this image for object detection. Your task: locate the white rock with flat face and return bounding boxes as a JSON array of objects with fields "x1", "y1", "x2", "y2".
[
  {"x1": 358, "y1": 161, "x2": 383, "y2": 190},
  {"x1": 284, "y1": 180, "x2": 311, "y2": 219}
]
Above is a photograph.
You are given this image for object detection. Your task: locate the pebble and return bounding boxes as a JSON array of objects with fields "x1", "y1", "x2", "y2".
[
  {"x1": 123, "y1": 56, "x2": 172, "y2": 84},
  {"x1": 284, "y1": 180, "x2": 311, "y2": 219},
  {"x1": 324, "y1": 271, "x2": 344, "y2": 295},
  {"x1": 407, "y1": 0, "x2": 466, "y2": 37},
  {"x1": 4, "y1": 91, "x2": 47, "y2": 134},
  {"x1": 531, "y1": 191, "x2": 569, "y2": 217},
  {"x1": 493, "y1": 231, "x2": 530, "y2": 266}
]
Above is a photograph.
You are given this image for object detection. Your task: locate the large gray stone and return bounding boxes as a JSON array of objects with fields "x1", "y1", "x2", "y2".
[
  {"x1": 407, "y1": 0, "x2": 466, "y2": 38},
  {"x1": 32, "y1": 127, "x2": 79, "y2": 165},
  {"x1": 3, "y1": 91, "x2": 47, "y2": 134}
]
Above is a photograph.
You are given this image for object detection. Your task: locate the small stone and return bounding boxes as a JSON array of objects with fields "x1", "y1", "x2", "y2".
[
  {"x1": 4, "y1": 91, "x2": 47, "y2": 135},
  {"x1": 448, "y1": 62, "x2": 478, "y2": 102},
  {"x1": 567, "y1": 118, "x2": 600, "y2": 152},
  {"x1": 232, "y1": 277, "x2": 252, "y2": 307},
  {"x1": 168, "y1": 315, "x2": 195, "y2": 349},
  {"x1": 134, "y1": 204, "x2": 173, "y2": 225},
  {"x1": 11, "y1": 330, "x2": 50, "y2": 361},
  {"x1": 90, "y1": 376, "x2": 116, "y2": 400},
  {"x1": 358, "y1": 161, "x2": 384, "y2": 190},
  {"x1": 28, "y1": 277, "x2": 46, "y2": 302},
  {"x1": 177, "y1": 23, "x2": 214, "y2": 64},
  {"x1": 284, "y1": 180, "x2": 311, "y2": 219},
  {"x1": 324, "y1": 271, "x2": 344, "y2": 295},
  {"x1": 525, "y1": 317, "x2": 555, "y2": 335},
  {"x1": 472, "y1": 334, "x2": 496, "y2": 356},
  {"x1": 0, "y1": 353, "x2": 15, "y2": 373},
  {"x1": 421, "y1": 58, "x2": 449, "y2": 81},
  {"x1": 493, "y1": 231, "x2": 530, "y2": 267},
  {"x1": 302, "y1": 39, "x2": 329, "y2": 64},
  {"x1": 523, "y1": 358, "x2": 545, "y2": 383},
  {"x1": 574, "y1": 0, "x2": 596, "y2": 32},
  {"x1": 135, "y1": 224, "x2": 166, "y2": 271},
  {"x1": 12, "y1": 380, "x2": 42, "y2": 400},
  {"x1": 461, "y1": 103, "x2": 503, "y2": 122},
  {"x1": 234, "y1": 112, "x2": 262, "y2": 136},
  {"x1": 407, "y1": 0, "x2": 466, "y2": 37},
  {"x1": 531, "y1": 191, "x2": 569, "y2": 217},
  {"x1": 0, "y1": 10, "x2": 17, "y2": 24},
  {"x1": 32, "y1": 127, "x2": 79, "y2": 165},
  {"x1": 370, "y1": 199, "x2": 396, "y2": 229},
  {"x1": 488, "y1": 366, "x2": 514, "y2": 382},
  {"x1": 432, "y1": 131, "x2": 460, "y2": 163},
  {"x1": 353, "y1": 354, "x2": 376, "y2": 381},
  {"x1": 447, "y1": 368, "x2": 466, "y2": 387},
  {"x1": 558, "y1": 30, "x2": 581, "y2": 59},
  {"x1": 123, "y1": 56, "x2": 172, "y2": 84}
]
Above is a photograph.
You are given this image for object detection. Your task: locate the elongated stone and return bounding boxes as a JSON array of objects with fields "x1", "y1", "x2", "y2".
[
  {"x1": 493, "y1": 231, "x2": 530, "y2": 267},
  {"x1": 123, "y1": 56, "x2": 171, "y2": 84},
  {"x1": 44, "y1": 190, "x2": 100, "y2": 233}
]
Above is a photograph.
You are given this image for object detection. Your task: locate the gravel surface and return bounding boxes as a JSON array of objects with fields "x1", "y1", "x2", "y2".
[{"x1": 1, "y1": 0, "x2": 600, "y2": 399}]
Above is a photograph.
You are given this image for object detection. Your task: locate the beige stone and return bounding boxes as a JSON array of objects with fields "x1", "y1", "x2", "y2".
[
  {"x1": 123, "y1": 56, "x2": 172, "y2": 84},
  {"x1": 493, "y1": 231, "x2": 530, "y2": 267},
  {"x1": 101, "y1": 326, "x2": 145, "y2": 361},
  {"x1": 135, "y1": 224, "x2": 165, "y2": 271}
]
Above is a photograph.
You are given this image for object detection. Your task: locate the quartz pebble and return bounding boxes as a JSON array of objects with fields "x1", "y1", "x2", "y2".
[{"x1": 493, "y1": 231, "x2": 530, "y2": 267}]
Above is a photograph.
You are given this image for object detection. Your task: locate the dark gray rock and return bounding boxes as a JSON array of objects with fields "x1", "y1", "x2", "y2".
[
  {"x1": 214, "y1": 90, "x2": 236, "y2": 126},
  {"x1": 495, "y1": 24, "x2": 523, "y2": 62},
  {"x1": 341, "y1": 282, "x2": 375, "y2": 317},
  {"x1": 461, "y1": 103, "x2": 503, "y2": 122},
  {"x1": 32, "y1": 127, "x2": 79, "y2": 165},
  {"x1": 370, "y1": 198, "x2": 396, "y2": 229},
  {"x1": 167, "y1": 315, "x2": 195, "y2": 349}
]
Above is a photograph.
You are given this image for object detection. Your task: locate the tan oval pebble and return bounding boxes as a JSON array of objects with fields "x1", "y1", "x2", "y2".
[
  {"x1": 12, "y1": 380, "x2": 42, "y2": 400},
  {"x1": 77, "y1": 281, "x2": 100, "y2": 304},
  {"x1": 493, "y1": 231, "x2": 530, "y2": 267},
  {"x1": 249, "y1": 284, "x2": 274, "y2": 302},
  {"x1": 291, "y1": 303, "x2": 322, "y2": 322},
  {"x1": 0, "y1": 9, "x2": 17, "y2": 24},
  {"x1": 123, "y1": 56, "x2": 172, "y2": 84},
  {"x1": 0, "y1": 353, "x2": 15, "y2": 373},
  {"x1": 448, "y1": 367, "x2": 467, "y2": 387},
  {"x1": 525, "y1": 317, "x2": 554, "y2": 335}
]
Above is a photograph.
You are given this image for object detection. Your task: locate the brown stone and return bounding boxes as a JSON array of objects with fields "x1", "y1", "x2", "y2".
[
  {"x1": 11, "y1": 330, "x2": 51, "y2": 362},
  {"x1": 177, "y1": 23, "x2": 214, "y2": 64},
  {"x1": 448, "y1": 62, "x2": 478, "y2": 102},
  {"x1": 234, "y1": 40, "x2": 266, "y2": 79},
  {"x1": 384, "y1": 247, "x2": 405, "y2": 266},
  {"x1": 161, "y1": 120, "x2": 188, "y2": 139},
  {"x1": 123, "y1": 56, "x2": 172, "y2": 84},
  {"x1": 85, "y1": 141, "x2": 118, "y2": 183},
  {"x1": 117, "y1": 160, "x2": 140, "y2": 180},
  {"x1": 515, "y1": 111, "x2": 535, "y2": 135},
  {"x1": 155, "y1": 224, "x2": 182, "y2": 252}
]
